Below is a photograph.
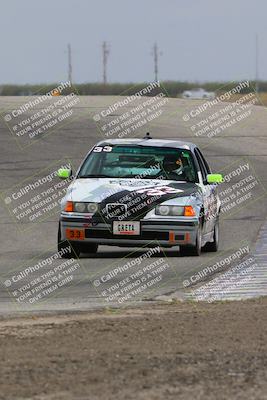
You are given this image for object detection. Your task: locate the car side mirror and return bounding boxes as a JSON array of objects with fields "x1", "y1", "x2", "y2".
[
  {"x1": 57, "y1": 168, "x2": 72, "y2": 179},
  {"x1": 207, "y1": 174, "x2": 223, "y2": 184}
]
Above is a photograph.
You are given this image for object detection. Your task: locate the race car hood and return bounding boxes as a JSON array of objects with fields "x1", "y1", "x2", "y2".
[
  {"x1": 69, "y1": 178, "x2": 200, "y2": 201},
  {"x1": 67, "y1": 178, "x2": 202, "y2": 221}
]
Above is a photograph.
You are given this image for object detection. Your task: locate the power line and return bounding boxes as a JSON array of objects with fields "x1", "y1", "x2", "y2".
[
  {"x1": 255, "y1": 34, "x2": 259, "y2": 93},
  {"x1": 152, "y1": 43, "x2": 162, "y2": 82},
  {"x1": 102, "y1": 41, "x2": 110, "y2": 84},
  {"x1": 67, "y1": 43, "x2": 73, "y2": 85}
]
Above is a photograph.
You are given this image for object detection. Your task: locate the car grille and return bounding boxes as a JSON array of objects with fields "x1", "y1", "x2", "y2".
[{"x1": 85, "y1": 229, "x2": 184, "y2": 241}]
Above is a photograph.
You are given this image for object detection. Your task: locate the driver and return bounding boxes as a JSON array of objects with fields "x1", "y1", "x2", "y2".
[{"x1": 159, "y1": 154, "x2": 185, "y2": 180}]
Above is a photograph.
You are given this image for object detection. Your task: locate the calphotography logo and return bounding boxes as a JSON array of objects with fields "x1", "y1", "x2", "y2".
[
  {"x1": 182, "y1": 81, "x2": 258, "y2": 139},
  {"x1": 1, "y1": 158, "x2": 73, "y2": 231},
  {"x1": 2, "y1": 82, "x2": 81, "y2": 148},
  {"x1": 183, "y1": 245, "x2": 250, "y2": 288},
  {"x1": 92, "y1": 81, "x2": 169, "y2": 138},
  {"x1": 2, "y1": 245, "x2": 86, "y2": 306}
]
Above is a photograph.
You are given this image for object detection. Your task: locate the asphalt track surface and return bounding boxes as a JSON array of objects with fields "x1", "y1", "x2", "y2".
[{"x1": 0, "y1": 95, "x2": 266, "y2": 315}]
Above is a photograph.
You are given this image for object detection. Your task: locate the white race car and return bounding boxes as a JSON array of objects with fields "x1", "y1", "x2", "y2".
[
  {"x1": 182, "y1": 88, "x2": 215, "y2": 100},
  {"x1": 57, "y1": 137, "x2": 223, "y2": 258}
]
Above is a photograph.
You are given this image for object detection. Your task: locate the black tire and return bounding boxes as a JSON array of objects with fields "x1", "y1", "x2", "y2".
[
  {"x1": 78, "y1": 243, "x2": 98, "y2": 255},
  {"x1": 202, "y1": 220, "x2": 219, "y2": 252},
  {"x1": 57, "y1": 223, "x2": 80, "y2": 258},
  {"x1": 180, "y1": 227, "x2": 202, "y2": 257}
]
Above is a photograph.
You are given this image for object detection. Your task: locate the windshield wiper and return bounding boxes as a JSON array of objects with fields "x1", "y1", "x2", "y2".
[
  {"x1": 78, "y1": 174, "x2": 113, "y2": 178},
  {"x1": 78, "y1": 174, "x2": 195, "y2": 182}
]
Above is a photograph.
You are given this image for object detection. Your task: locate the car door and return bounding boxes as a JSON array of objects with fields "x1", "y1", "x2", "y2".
[
  {"x1": 194, "y1": 148, "x2": 216, "y2": 235},
  {"x1": 199, "y1": 148, "x2": 220, "y2": 224}
]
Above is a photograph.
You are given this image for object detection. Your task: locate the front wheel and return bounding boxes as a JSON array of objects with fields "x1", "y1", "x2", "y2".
[
  {"x1": 78, "y1": 243, "x2": 98, "y2": 255},
  {"x1": 180, "y1": 227, "x2": 202, "y2": 257}
]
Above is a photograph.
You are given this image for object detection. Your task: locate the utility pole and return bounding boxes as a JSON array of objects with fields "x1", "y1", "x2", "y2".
[
  {"x1": 102, "y1": 41, "x2": 110, "y2": 84},
  {"x1": 152, "y1": 43, "x2": 162, "y2": 82},
  {"x1": 255, "y1": 34, "x2": 259, "y2": 93},
  {"x1": 67, "y1": 43, "x2": 73, "y2": 85}
]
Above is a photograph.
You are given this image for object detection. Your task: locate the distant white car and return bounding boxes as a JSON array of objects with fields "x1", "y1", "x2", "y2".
[{"x1": 182, "y1": 88, "x2": 215, "y2": 100}]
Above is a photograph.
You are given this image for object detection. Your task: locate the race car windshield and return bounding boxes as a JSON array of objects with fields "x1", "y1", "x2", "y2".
[{"x1": 78, "y1": 145, "x2": 198, "y2": 182}]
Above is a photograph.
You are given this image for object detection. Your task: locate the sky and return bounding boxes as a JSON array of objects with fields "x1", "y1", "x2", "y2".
[{"x1": 0, "y1": 0, "x2": 267, "y2": 84}]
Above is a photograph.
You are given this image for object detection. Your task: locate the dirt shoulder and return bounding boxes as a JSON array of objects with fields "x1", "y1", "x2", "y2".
[{"x1": 0, "y1": 298, "x2": 267, "y2": 400}]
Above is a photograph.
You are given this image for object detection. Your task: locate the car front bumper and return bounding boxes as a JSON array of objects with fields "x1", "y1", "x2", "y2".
[{"x1": 60, "y1": 214, "x2": 199, "y2": 247}]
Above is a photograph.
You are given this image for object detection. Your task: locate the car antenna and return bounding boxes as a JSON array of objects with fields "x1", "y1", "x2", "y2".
[{"x1": 143, "y1": 132, "x2": 152, "y2": 139}]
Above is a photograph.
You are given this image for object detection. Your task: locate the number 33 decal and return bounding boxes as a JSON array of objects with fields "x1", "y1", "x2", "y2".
[
  {"x1": 93, "y1": 146, "x2": 113, "y2": 152},
  {"x1": 136, "y1": 186, "x2": 182, "y2": 196}
]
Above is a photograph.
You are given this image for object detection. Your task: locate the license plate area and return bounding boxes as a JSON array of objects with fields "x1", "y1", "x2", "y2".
[
  {"x1": 66, "y1": 228, "x2": 85, "y2": 240},
  {"x1": 113, "y1": 221, "x2": 140, "y2": 235}
]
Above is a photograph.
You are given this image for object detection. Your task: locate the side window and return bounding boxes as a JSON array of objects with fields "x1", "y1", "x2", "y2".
[
  {"x1": 198, "y1": 149, "x2": 211, "y2": 174},
  {"x1": 194, "y1": 149, "x2": 208, "y2": 183}
]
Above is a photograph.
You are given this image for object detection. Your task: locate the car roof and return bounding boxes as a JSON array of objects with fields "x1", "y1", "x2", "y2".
[{"x1": 96, "y1": 138, "x2": 197, "y2": 151}]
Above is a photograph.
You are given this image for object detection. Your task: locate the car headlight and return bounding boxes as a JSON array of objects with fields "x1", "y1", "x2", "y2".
[
  {"x1": 155, "y1": 205, "x2": 195, "y2": 217},
  {"x1": 75, "y1": 202, "x2": 86, "y2": 213},
  {"x1": 87, "y1": 203, "x2": 98, "y2": 213},
  {"x1": 65, "y1": 202, "x2": 99, "y2": 213},
  {"x1": 156, "y1": 205, "x2": 171, "y2": 216}
]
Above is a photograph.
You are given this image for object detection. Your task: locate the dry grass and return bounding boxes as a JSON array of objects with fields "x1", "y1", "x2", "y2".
[{"x1": 219, "y1": 92, "x2": 267, "y2": 107}]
